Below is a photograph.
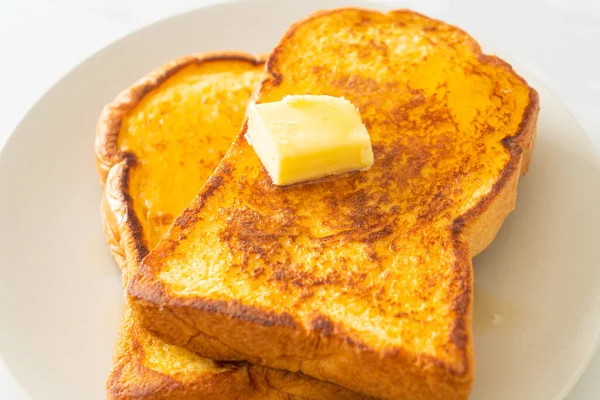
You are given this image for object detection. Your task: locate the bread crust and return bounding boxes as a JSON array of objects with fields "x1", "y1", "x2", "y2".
[
  {"x1": 128, "y1": 10, "x2": 540, "y2": 400},
  {"x1": 97, "y1": 53, "x2": 367, "y2": 400}
]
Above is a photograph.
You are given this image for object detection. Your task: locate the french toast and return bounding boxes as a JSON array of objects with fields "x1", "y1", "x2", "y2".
[
  {"x1": 96, "y1": 53, "x2": 367, "y2": 399},
  {"x1": 128, "y1": 9, "x2": 539, "y2": 400}
]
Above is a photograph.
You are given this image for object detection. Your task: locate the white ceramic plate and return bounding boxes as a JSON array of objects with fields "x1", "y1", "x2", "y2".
[{"x1": 1, "y1": 1, "x2": 599, "y2": 399}]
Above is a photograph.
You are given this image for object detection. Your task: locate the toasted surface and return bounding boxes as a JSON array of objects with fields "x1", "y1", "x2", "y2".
[
  {"x1": 129, "y1": 9, "x2": 539, "y2": 400},
  {"x1": 97, "y1": 53, "x2": 366, "y2": 400}
]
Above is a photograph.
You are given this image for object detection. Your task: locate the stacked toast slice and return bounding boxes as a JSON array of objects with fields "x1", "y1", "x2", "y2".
[{"x1": 126, "y1": 8, "x2": 538, "y2": 400}]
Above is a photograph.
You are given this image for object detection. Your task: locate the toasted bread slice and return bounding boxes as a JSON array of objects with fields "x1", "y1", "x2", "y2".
[
  {"x1": 128, "y1": 10, "x2": 539, "y2": 400},
  {"x1": 97, "y1": 53, "x2": 367, "y2": 400}
]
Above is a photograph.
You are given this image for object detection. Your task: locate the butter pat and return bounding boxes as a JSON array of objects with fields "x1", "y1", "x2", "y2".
[{"x1": 246, "y1": 95, "x2": 374, "y2": 186}]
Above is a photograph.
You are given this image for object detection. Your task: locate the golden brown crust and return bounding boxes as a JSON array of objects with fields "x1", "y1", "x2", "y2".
[
  {"x1": 128, "y1": 10, "x2": 539, "y2": 400},
  {"x1": 101, "y1": 174, "x2": 127, "y2": 273},
  {"x1": 98, "y1": 53, "x2": 368, "y2": 399},
  {"x1": 457, "y1": 89, "x2": 539, "y2": 257}
]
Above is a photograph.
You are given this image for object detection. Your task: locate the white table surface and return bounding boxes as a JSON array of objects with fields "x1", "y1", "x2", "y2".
[{"x1": 0, "y1": 0, "x2": 598, "y2": 398}]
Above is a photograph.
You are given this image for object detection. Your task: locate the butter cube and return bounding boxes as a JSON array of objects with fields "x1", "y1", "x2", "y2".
[{"x1": 246, "y1": 95, "x2": 374, "y2": 186}]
